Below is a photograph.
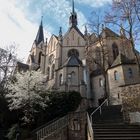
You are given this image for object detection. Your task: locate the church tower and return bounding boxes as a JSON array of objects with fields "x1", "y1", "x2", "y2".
[{"x1": 27, "y1": 18, "x2": 45, "y2": 70}]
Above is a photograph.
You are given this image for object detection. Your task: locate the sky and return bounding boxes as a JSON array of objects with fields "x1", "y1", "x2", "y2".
[{"x1": 0, "y1": 0, "x2": 119, "y2": 62}]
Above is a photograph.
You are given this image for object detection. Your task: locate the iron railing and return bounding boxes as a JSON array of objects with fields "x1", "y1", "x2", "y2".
[
  {"x1": 34, "y1": 115, "x2": 69, "y2": 140},
  {"x1": 90, "y1": 98, "x2": 108, "y2": 124}
]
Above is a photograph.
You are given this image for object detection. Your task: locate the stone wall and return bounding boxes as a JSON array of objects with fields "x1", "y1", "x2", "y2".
[
  {"x1": 119, "y1": 84, "x2": 140, "y2": 123},
  {"x1": 45, "y1": 111, "x2": 87, "y2": 140}
]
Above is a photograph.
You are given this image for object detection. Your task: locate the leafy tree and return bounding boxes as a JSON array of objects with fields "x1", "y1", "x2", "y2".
[{"x1": 6, "y1": 70, "x2": 49, "y2": 124}]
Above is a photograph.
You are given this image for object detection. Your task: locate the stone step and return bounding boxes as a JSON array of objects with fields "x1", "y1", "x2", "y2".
[
  {"x1": 94, "y1": 131, "x2": 140, "y2": 134},
  {"x1": 93, "y1": 124, "x2": 140, "y2": 128},
  {"x1": 93, "y1": 125, "x2": 140, "y2": 140},
  {"x1": 92, "y1": 105, "x2": 140, "y2": 140},
  {"x1": 95, "y1": 134, "x2": 140, "y2": 137},
  {"x1": 95, "y1": 137, "x2": 140, "y2": 140}
]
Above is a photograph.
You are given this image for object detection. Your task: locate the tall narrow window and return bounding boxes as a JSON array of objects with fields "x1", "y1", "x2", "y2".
[
  {"x1": 114, "y1": 71, "x2": 119, "y2": 81},
  {"x1": 38, "y1": 52, "x2": 42, "y2": 65},
  {"x1": 51, "y1": 64, "x2": 55, "y2": 79},
  {"x1": 99, "y1": 78, "x2": 104, "y2": 87},
  {"x1": 128, "y1": 68, "x2": 133, "y2": 78},
  {"x1": 72, "y1": 31, "x2": 75, "y2": 40},
  {"x1": 47, "y1": 67, "x2": 50, "y2": 80},
  {"x1": 59, "y1": 74, "x2": 63, "y2": 85},
  {"x1": 112, "y1": 43, "x2": 119, "y2": 60},
  {"x1": 78, "y1": 37, "x2": 80, "y2": 45}
]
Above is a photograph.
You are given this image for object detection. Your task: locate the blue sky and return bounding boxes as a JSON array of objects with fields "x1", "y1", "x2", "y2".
[{"x1": 0, "y1": 0, "x2": 115, "y2": 61}]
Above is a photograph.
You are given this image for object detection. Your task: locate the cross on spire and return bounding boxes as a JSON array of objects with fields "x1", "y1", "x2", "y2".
[{"x1": 69, "y1": 0, "x2": 77, "y2": 27}]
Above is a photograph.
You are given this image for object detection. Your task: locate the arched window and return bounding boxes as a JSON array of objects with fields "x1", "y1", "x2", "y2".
[
  {"x1": 112, "y1": 43, "x2": 119, "y2": 60},
  {"x1": 128, "y1": 68, "x2": 133, "y2": 78},
  {"x1": 99, "y1": 78, "x2": 104, "y2": 87},
  {"x1": 78, "y1": 37, "x2": 80, "y2": 45},
  {"x1": 51, "y1": 64, "x2": 55, "y2": 79},
  {"x1": 47, "y1": 67, "x2": 50, "y2": 80},
  {"x1": 68, "y1": 49, "x2": 79, "y2": 57},
  {"x1": 95, "y1": 47, "x2": 101, "y2": 64},
  {"x1": 114, "y1": 71, "x2": 119, "y2": 81},
  {"x1": 38, "y1": 52, "x2": 42, "y2": 65},
  {"x1": 59, "y1": 74, "x2": 63, "y2": 85}
]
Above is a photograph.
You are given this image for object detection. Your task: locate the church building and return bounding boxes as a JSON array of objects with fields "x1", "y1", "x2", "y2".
[{"x1": 21, "y1": 0, "x2": 140, "y2": 107}]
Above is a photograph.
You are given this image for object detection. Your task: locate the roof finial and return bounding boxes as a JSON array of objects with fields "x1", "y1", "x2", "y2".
[
  {"x1": 72, "y1": 0, "x2": 75, "y2": 13},
  {"x1": 59, "y1": 27, "x2": 62, "y2": 37},
  {"x1": 41, "y1": 15, "x2": 43, "y2": 26},
  {"x1": 84, "y1": 25, "x2": 88, "y2": 35}
]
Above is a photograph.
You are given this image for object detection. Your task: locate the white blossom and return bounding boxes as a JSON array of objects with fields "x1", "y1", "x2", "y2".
[{"x1": 6, "y1": 70, "x2": 49, "y2": 123}]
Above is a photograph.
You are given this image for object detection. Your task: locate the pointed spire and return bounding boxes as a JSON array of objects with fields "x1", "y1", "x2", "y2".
[
  {"x1": 72, "y1": 0, "x2": 75, "y2": 13},
  {"x1": 58, "y1": 27, "x2": 63, "y2": 44},
  {"x1": 69, "y1": 0, "x2": 77, "y2": 27},
  {"x1": 84, "y1": 25, "x2": 88, "y2": 35},
  {"x1": 35, "y1": 16, "x2": 44, "y2": 45},
  {"x1": 59, "y1": 27, "x2": 62, "y2": 37}
]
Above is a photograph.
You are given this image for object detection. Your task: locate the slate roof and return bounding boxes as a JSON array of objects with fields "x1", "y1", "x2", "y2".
[
  {"x1": 102, "y1": 27, "x2": 119, "y2": 38},
  {"x1": 90, "y1": 69, "x2": 102, "y2": 77},
  {"x1": 35, "y1": 21, "x2": 44, "y2": 45},
  {"x1": 16, "y1": 61, "x2": 29, "y2": 72},
  {"x1": 64, "y1": 55, "x2": 83, "y2": 67},
  {"x1": 111, "y1": 53, "x2": 136, "y2": 68}
]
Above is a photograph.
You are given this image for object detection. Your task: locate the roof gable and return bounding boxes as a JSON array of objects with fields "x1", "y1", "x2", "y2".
[{"x1": 63, "y1": 26, "x2": 85, "y2": 46}]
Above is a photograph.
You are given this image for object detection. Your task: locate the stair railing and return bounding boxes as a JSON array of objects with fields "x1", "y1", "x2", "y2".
[
  {"x1": 87, "y1": 113, "x2": 94, "y2": 140},
  {"x1": 90, "y1": 98, "x2": 108, "y2": 124},
  {"x1": 33, "y1": 115, "x2": 69, "y2": 140}
]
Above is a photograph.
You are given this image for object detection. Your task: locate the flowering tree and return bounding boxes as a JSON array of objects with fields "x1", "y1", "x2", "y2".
[
  {"x1": 0, "y1": 45, "x2": 17, "y2": 96},
  {"x1": 6, "y1": 70, "x2": 49, "y2": 124}
]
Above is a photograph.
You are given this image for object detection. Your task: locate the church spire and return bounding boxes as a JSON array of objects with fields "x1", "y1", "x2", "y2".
[
  {"x1": 35, "y1": 16, "x2": 44, "y2": 45},
  {"x1": 72, "y1": 0, "x2": 75, "y2": 13},
  {"x1": 69, "y1": 0, "x2": 77, "y2": 27}
]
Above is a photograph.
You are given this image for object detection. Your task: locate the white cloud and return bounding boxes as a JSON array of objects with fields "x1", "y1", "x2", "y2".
[
  {"x1": 0, "y1": 0, "x2": 37, "y2": 61},
  {"x1": 0, "y1": 0, "x2": 53, "y2": 62}
]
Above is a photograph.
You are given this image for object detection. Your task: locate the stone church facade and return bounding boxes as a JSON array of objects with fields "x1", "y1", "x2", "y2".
[{"x1": 22, "y1": 1, "x2": 140, "y2": 107}]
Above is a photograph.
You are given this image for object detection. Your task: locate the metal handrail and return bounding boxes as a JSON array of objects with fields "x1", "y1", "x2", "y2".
[
  {"x1": 35, "y1": 115, "x2": 69, "y2": 140},
  {"x1": 90, "y1": 98, "x2": 108, "y2": 124},
  {"x1": 87, "y1": 113, "x2": 94, "y2": 140}
]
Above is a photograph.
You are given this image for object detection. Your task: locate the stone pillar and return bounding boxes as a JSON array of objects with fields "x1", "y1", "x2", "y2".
[{"x1": 68, "y1": 112, "x2": 87, "y2": 140}]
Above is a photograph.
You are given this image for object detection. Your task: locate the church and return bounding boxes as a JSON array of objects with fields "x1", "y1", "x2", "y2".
[{"x1": 18, "y1": 0, "x2": 140, "y2": 107}]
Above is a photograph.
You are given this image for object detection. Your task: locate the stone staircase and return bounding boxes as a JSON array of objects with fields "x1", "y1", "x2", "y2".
[{"x1": 91, "y1": 105, "x2": 140, "y2": 140}]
